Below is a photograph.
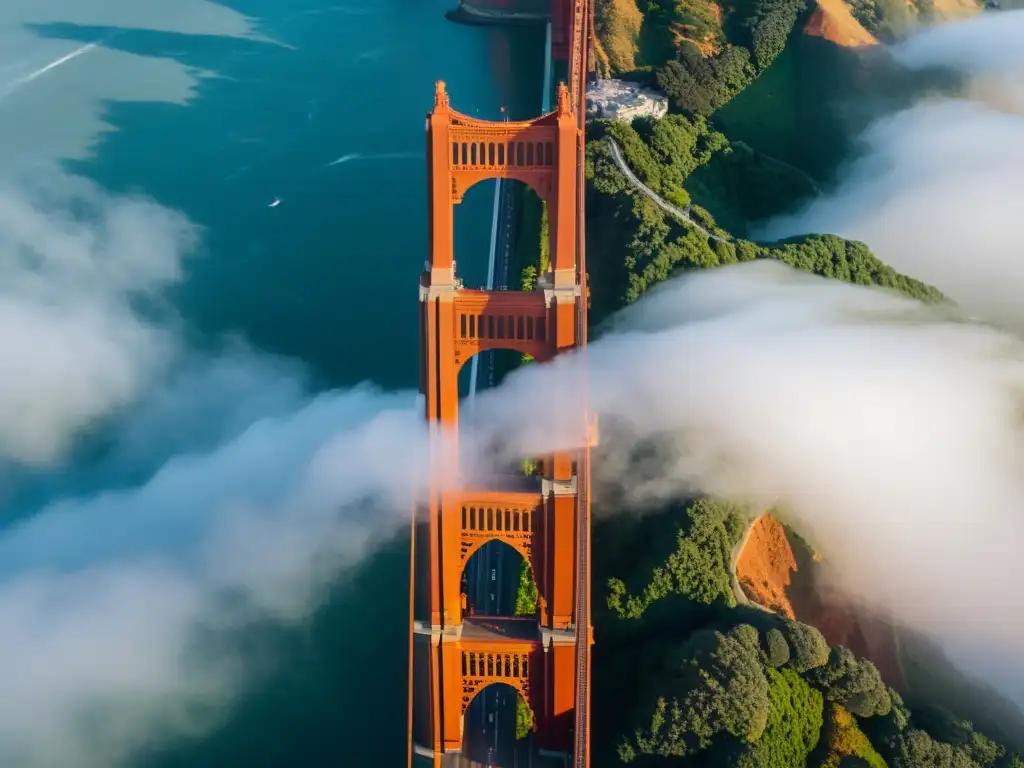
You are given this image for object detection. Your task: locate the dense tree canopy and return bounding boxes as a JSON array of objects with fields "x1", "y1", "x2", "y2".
[
  {"x1": 593, "y1": 498, "x2": 1020, "y2": 768},
  {"x1": 808, "y1": 646, "x2": 892, "y2": 718},
  {"x1": 817, "y1": 703, "x2": 889, "y2": 768},
  {"x1": 656, "y1": 45, "x2": 755, "y2": 116},
  {"x1": 621, "y1": 624, "x2": 770, "y2": 761},
  {"x1": 595, "y1": 0, "x2": 812, "y2": 117},
  {"x1": 734, "y1": 667, "x2": 823, "y2": 768},
  {"x1": 739, "y1": 0, "x2": 808, "y2": 70},
  {"x1": 582, "y1": 16, "x2": 1012, "y2": 766},
  {"x1": 594, "y1": 503, "x2": 1019, "y2": 768},
  {"x1": 513, "y1": 558, "x2": 538, "y2": 616},
  {"x1": 607, "y1": 499, "x2": 746, "y2": 619},
  {"x1": 763, "y1": 627, "x2": 791, "y2": 668},
  {"x1": 782, "y1": 620, "x2": 831, "y2": 674},
  {"x1": 586, "y1": 113, "x2": 944, "y2": 320}
]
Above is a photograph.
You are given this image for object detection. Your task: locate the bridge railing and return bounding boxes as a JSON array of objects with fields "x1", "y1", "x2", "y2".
[
  {"x1": 569, "y1": 0, "x2": 586, "y2": 106},
  {"x1": 570, "y1": 2, "x2": 591, "y2": 768}
]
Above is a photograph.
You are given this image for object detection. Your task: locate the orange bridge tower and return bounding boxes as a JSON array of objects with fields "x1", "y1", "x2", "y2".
[{"x1": 408, "y1": 75, "x2": 593, "y2": 767}]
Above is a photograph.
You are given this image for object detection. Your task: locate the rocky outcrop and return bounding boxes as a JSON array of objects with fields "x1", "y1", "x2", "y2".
[{"x1": 586, "y1": 79, "x2": 669, "y2": 121}]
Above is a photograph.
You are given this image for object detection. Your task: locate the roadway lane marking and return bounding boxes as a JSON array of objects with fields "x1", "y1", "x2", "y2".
[{"x1": 469, "y1": 177, "x2": 503, "y2": 404}]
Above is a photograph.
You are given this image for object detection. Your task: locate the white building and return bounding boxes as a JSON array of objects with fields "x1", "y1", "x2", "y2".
[{"x1": 585, "y1": 79, "x2": 669, "y2": 122}]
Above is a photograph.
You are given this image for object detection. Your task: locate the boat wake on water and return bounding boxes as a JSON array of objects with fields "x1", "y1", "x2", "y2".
[
  {"x1": 263, "y1": 152, "x2": 422, "y2": 208},
  {"x1": 326, "y1": 151, "x2": 421, "y2": 168},
  {"x1": 0, "y1": 31, "x2": 121, "y2": 104}
]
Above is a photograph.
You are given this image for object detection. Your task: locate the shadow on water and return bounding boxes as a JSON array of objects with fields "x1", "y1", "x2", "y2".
[{"x1": 137, "y1": 538, "x2": 410, "y2": 768}]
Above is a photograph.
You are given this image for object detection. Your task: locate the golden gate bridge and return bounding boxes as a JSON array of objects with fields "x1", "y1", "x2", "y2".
[{"x1": 409, "y1": 2, "x2": 596, "y2": 766}]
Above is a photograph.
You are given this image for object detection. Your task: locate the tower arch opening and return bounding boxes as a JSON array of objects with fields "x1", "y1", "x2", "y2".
[
  {"x1": 462, "y1": 538, "x2": 539, "y2": 621},
  {"x1": 461, "y1": 681, "x2": 537, "y2": 763},
  {"x1": 414, "y1": 60, "x2": 592, "y2": 764},
  {"x1": 509, "y1": 179, "x2": 550, "y2": 293},
  {"x1": 455, "y1": 341, "x2": 550, "y2": 488},
  {"x1": 451, "y1": 178, "x2": 497, "y2": 294}
]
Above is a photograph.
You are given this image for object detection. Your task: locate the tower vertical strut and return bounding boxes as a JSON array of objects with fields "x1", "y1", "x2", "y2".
[{"x1": 409, "y1": 3, "x2": 594, "y2": 766}]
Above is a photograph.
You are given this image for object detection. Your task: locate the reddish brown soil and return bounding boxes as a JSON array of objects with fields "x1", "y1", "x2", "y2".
[
  {"x1": 803, "y1": 0, "x2": 878, "y2": 47},
  {"x1": 672, "y1": 2, "x2": 724, "y2": 59},
  {"x1": 735, "y1": 514, "x2": 905, "y2": 687},
  {"x1": 736, "y1": 515, "x2": 797, "y2": 619},
  {"x1": 674, "y1": 27, "x2": 720, "y2": 58}
]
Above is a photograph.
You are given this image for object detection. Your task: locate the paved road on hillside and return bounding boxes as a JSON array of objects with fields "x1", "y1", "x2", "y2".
[{"x1": 606, "y1": 137, "x2": 729, "y2": 244}]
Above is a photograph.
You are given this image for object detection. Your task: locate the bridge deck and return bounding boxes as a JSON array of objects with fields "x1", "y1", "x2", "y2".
[
  {"x1": 437, "y1": 750, "x2": 565, "y2": 768},
  {"x1": 462, "y1": 617, "x2": 540, "y2": 642},
  {"x1": 411, "y1": 2, "x2": 591, "y2": 766}
]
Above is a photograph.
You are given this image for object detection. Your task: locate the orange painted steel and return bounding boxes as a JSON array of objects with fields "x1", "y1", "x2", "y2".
[
  {"x1": 569, "y1": 2, "x2": 594, "y2": 765},
  {"x1": 437, "y1": 491, "x2": 545, "y2": 629},
  {"x1": 451, "y1": 291, "x2": 554, "y2": 368},
  {"x1": 409, "y1": 3, "x2": 593, "y2": 766},
  {"x1": 427, "y1": 638, "x2": 578, "y2": 754},
  {"x1": 551, "y1": 0, "x2": 570, "y2": 61}
]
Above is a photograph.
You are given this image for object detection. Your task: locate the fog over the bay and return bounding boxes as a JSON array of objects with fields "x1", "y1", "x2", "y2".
[
  {"x1": 470, "y1": 261, "x2": 1024, "y2": 717},
  {"x1": 761, "y1": 9, "x2": 1024, "y2": 330},
  {"x1": 0, "y1": 6, "x2": 1021, "y2": 768}
]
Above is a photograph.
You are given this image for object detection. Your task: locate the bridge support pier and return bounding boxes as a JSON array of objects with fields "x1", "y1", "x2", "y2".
[
  {"x1": 537, "y1": 634, "x2": 577, "y2": 751},
  {"x1": 411, "y1": 53, "x2": 592, "y2": 766},
  {"x1": 540, "y1": 474, "x2": 578, "y2": 630},
  {"x1": 413, "y1": 626, "x2": 577, "y2": 758}
]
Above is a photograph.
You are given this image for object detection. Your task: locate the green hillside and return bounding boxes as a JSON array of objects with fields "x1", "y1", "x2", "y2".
[{"x1": 580, "y1": 5, "x2": 1020, "y2": 766}]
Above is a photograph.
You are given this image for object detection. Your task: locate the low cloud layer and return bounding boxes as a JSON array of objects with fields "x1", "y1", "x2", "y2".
[
  {"x1": 4, "y1": 227, "x2": 1024, "y2": 761},
  {"x1": 0, "y1": 169, "x2": 196, "y2": 468},
  {"x1": 0, "y1": 158, "x2": 446, "y2": 766},
  {"x1": 4, "y1": 9, "x2": 1024, "y2": 763},
  {"x1": 471, "y1": 260, "x2": 1024, "y2": 712},
  {"x1": 760, "y1": 9, "x2": 1024, "y2": 329},
  {"x1": 8, "y1": 252, "x2": 1024, "y2": 763},
  {"x1": 0, "y1": 383, "x2": 427, "y2": 768}
]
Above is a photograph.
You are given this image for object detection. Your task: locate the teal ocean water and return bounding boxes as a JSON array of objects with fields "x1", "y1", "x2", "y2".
[
  {"x1": 52, "y1": 1, "x2": 544, "y2": 388},
  {"x1": 0, "y1": 2, "x2": 543, "y2": 766}
]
